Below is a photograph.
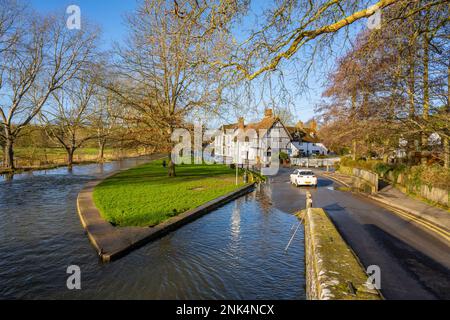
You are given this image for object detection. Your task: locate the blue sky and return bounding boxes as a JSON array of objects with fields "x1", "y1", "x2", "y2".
[
  {"x1": 29, "y1": 0, "x2": 363, "y2": 124},
  {"x1": 30, "y1": 0, "x2": 138, "y2": 48}
]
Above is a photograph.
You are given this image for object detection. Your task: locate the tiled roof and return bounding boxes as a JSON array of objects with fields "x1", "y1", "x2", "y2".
[
  {"x1": 221, "y1": 112, "x2": 319, "y2": 143},
  {"x1": 302, "y1": 134, "x2": 320, "y2": 143},
  {"x1": 221, "y1": 123, "x2": 238, "y2": 130},
  {"x1": 287, "y1": 125, "x2": 320, "y2": 143},
  {"x1": 221, "y1": 116, "x2": 280, "y2": 133},
  {"x1": 246, "y1": 116, "x2": 279, "y2": 131}
]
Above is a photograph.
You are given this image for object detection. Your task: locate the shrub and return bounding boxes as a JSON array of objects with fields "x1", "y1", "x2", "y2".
[
  {"x1": 339, "y1": 156, "x2": 450, "y2": 192},
  {"x1": 374, "y1": 163, "x2": 393, "y2": 177},
  {"x1": 279, "y1": 151, "x2": 289, "y2": 161},
  {"x1": 334, "y1": 161, "x2": 340, "y2": 171},
  {"x1": 340, "y1": 156, "x2": 380, "y2": 172},
  {"x1": 418, "y1": 164, "x2": 450, "y2": 190}
]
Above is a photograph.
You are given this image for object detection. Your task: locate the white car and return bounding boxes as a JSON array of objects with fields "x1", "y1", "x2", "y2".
[{"x1": 290, "y1": 169, "x2": 318, "y2": 187}]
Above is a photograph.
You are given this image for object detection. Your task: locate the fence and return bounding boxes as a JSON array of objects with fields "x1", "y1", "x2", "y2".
[{"x1": 290, "y1": 157, "x2": 340, "y2": 168}]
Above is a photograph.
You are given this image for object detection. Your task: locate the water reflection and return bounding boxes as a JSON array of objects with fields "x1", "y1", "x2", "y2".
[
  {"x1": 0, "y1": 158, "x2": 305, "y2": 299},
  {"x1": 231, "y1": 199, "x2": 241, "y2": 241}
]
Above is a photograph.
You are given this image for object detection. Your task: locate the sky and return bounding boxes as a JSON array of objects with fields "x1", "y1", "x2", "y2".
[
  {"x1": 29, "y1": 0, "x2": 365, "y2": 125},
  {"x1": 29, "y1": 0, "x2": 138, "y2": 48}
]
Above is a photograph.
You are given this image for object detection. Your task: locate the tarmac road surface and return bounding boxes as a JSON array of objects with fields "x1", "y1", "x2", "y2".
[{"x1": 267, "y1": 167, "x2": 450, "y2": 300}]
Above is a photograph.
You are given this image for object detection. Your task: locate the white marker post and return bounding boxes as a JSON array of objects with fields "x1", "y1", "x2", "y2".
[{"x1": 235, "y1": 141, "x2": 239, "y2": 185}]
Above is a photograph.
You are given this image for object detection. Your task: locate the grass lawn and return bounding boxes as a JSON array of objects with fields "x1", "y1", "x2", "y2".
[
  {"x1": 0, "y1": 147, "x2": 107, "y2": 158},
  {"x1": 93, "y1": 159, "x2": 247, "y2": 227}
]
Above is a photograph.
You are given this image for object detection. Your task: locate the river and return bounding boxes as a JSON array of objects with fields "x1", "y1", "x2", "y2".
[{"x1": 0, "y1": 157, "x2": 305, "y2": 299}]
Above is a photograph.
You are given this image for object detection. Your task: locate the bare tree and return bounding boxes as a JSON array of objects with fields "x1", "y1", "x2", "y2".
[
  {"x1": 110, "y1": 0, "x2": 234, "y2": 176},
  {"x1": 91, "y1": 89, "x2": 121, "y2": 162},
  {"x1": 41, "y1": 70, "x2": 98, "y2": 168},
  {"x1": 317, "y1": 1, "x2": 449, "y2": 164},
  {"x1": 0, "y1": 5, "x2": 98, "y2": 170},
  {"x1": 199, "y1": 0, "x2": 446, "y2": 81}
]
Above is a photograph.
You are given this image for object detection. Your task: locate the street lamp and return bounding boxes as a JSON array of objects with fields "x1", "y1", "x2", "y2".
[{"x1": 235, "y1": 140, "x2": 239, "y2": 185}]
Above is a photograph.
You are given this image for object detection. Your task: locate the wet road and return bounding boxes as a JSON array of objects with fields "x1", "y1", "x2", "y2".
[{"x1": 268, "y1": 168, "x2": 450, "y2": 300}]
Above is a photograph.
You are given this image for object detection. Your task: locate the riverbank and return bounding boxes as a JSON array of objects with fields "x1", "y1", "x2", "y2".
[
  {"x1": 0, "y1": 148, "x2": 147, "y2": 174},
  {"x1": 78, "y1": 159, "x2": 255, "y2": 261}
]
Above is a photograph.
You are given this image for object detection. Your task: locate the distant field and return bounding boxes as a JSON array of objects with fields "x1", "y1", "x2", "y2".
[
  {"x1": 0, "y1": 147, "x2": 107, "y2": 158},
  {"x1": 93, "y1": 159, "x2": 246, "y2": 227},
  {"x1": 0, "y1": 147, "x2": 142, "y2": 168}
]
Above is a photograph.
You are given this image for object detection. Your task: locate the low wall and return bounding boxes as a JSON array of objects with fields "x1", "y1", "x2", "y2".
[
  {"x1": 339, "y1": 165, "x2": 378, "y2": 193},
  {"x1": 291, "y1": 157, "x2": 340, "y2": 167},
  {"x1": 420, "y1": 185, "x2": 449, "y2": 207},
  {"x1": 302, "y1": 208, "x2": 381, "y2": 300},
  {"x1": 385, "y1": 171, "x2": 449, "y2": 207}
]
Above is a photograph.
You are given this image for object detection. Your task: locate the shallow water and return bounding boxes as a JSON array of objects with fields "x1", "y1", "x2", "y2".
[{"x1": 0, "y1": 158, "x2": 305, "y2": 299}]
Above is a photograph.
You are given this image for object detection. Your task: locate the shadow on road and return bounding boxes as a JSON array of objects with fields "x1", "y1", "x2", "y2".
[
  {"x1": 364, "y1": 224, "x2": 450, "y2": 300},
  {"x1": 322, "y1": 201, "x2": 450, "y2": 299}
]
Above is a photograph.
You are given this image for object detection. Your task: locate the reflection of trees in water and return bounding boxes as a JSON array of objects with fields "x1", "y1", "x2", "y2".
[
  {"x1": 98, "y1": 163, "x2": 105, "y2": 175},
  {"x1": 230, "y1": 199, "x2": 241, "y2": 243},
  {"x1": 255, "y1": 183, "x2": 273, "y2": 215},
  {"x1": 2, "y1": 172, "x2": 14, "y2": 181}
]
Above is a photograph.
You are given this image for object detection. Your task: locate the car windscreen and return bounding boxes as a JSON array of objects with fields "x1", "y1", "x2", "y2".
[{"x1": 299, "y1": 171, "x2": 314, "y2": 176}]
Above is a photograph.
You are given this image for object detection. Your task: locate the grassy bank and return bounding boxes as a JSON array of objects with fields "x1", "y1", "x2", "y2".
[
  {"x1": 93, "y1": 159, "x2": 247, "y2": 227},
  {"x1": 0, "y1": 147, "x2": 145, "y2": 172}
]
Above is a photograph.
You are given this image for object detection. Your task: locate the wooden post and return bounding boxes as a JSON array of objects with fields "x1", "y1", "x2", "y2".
[{"x1": 306, "y1": 192, "x2": 313, "y2": 210}]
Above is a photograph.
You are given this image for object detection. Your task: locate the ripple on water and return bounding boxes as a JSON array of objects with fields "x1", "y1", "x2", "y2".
[{"x1": 0, "y1": 159, "x2": 305, "y2": 299}]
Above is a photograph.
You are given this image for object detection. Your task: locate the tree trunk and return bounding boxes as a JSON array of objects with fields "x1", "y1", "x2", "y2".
[
  {"x1": 67, "y1": 148, "x2": 75, "y2": 169},
  {"x1": 168, "y1": 152, "x2": 176, "y2": 177},
  {"x1": 1, "y1": 143, "x2": 6, "y2": 167},
  {"x1": 421, "y1": 10, "x2": 430, "y2": 165},
  {"x1": 444, "y1": 137, "x2": 449, "y2": 169},
  {"x1": 408, "y1": 49, "x2": 415, "y2": 119},
  {"x1": 98, "y1": 140, "x2": 106, "y2": 163},
  {"x1": 4, "y1": 137, "x2": 15, "y2": 170},
  {"x1": 351, "y1": 88, "x2": 357, "y2": 161},
  {"x1": 445, "y1": 64, "x2": 450, "y2": 169}
]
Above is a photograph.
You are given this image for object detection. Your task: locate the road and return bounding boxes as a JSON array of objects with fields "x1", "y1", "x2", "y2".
[{"x1": 267, "y1": 167, "x2": 450, "y2": 300}]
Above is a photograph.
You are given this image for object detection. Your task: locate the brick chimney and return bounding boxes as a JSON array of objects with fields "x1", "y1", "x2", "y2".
[
  {"x1": 238, "y1": 117, "x2": 245, "y2": 129},
  {"x1": 264, "y1": 109, "x2": 273, "y2": 118}
]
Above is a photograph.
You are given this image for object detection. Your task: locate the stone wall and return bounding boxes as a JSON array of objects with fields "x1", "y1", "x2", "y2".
[
  {"x1": 338, "y1": 165, "x2": 378, "y2": 193},
  {"x1": 420, "y1": 185, "x2": 449, "y2": 207},
  {"x1": 302, "y1": 208, "x2": 381, "y2": 300},
  {"x1": 386, "y1": 171, "x2": 449, "y2": 207}
]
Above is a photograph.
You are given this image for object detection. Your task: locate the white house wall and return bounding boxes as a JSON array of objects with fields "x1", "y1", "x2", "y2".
[{"x1": 214, "y1": 120, "x2": 292, "y2": 165}]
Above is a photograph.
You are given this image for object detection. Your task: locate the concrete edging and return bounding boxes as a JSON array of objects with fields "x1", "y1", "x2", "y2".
[
  {"x1": 301, "y1": 208, "x2": 382, "y2": 300},
  {"x1": 77, "y1": 168, "x2": 255, "y2": 263}
]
